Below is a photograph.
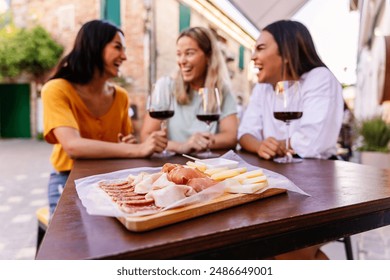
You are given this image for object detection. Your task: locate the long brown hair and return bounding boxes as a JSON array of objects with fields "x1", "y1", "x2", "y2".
[
  {"x1": 263, "y1": 20, "x2": 326, "y2": 80},
  {"x1": 174, "y1": 26, "x2": 231, "y2": 104}
]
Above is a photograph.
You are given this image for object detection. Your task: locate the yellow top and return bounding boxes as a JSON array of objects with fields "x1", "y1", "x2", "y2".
[{"x1": 42, "y1": 79, "x2": 133, "y2": 171}]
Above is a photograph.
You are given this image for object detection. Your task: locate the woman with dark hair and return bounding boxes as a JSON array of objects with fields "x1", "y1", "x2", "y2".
[
  {"x1": 239, "y1": 20, "x2": 343, "y2": 161},
  {"x1": 141, "y1": 26, "x2": 238, "y2": 154},
  {"x1": 238, "y1": 20, "x2": 344, "y2": 259},
  {"x1": 42, "y1": 20, "x2": 167, "y2": 216}
]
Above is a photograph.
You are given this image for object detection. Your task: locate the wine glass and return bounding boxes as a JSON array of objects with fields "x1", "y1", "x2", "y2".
[
  {"x1": 148, "y1": 82, "x2": 175, "y2": 157},
  {"x1": 195, "y1": 87, "x2": 221, "y2": 158},
  {"x1": 273, "y1": 80, "x2": 303, "y2": 163}
]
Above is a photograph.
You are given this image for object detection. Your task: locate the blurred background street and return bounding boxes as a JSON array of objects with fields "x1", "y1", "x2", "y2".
[
  {"x1": 1, "y1": 139, "x2": 389, "y2": 260},
  {"x1": 1, "y1": 0, "x2": 390, "y2": 261},
  {"x1": 0, "y1": 139, "x2": 51, "y2": 259}
]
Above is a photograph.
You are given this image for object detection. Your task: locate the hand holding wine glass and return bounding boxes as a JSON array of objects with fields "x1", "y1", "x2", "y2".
[
  {"x1": 195, "y1": 87, "x2": 221, "y2": 158},
  {"x1": 273, "y1": 80, "x2": 303, "y2": 163},
  {"x1": 148, "y1": 82, "x2": 175, "y2": 157}
]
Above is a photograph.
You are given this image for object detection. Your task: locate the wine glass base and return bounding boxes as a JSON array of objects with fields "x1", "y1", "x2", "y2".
[
  {"x1": 152, "y1": 150, "x2": 175, "y2": 158},
  {"x1": 273, "y1": 157, "x2": 303, "y2": 164},
  {"x1": 195, "y1": 151, "x2": 220, "y2": 159}
]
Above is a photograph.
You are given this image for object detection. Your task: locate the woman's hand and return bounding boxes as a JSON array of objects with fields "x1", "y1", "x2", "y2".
[
  {"x1": 189, "y1": 132, "x2": 213, "y2": 152},
  {"x1": 173, "y1": 132, "x2": 212, "y2": 154},
  {"x1": 118, "y1": 133, "x2": 137, "y2": 144},
  {"x1": 256, "y1": 137, "x2": 286, "y2": 160},
  {"x1": 139, "y1": 130, "x2": 168, "y2": 157}
]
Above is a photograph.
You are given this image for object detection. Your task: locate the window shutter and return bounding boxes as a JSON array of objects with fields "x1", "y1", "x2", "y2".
[
  {"x1": 101, "y1": 0, "x2": 121, "y2": 26},
  {"x1": 238, "y1": 45, "x2": 245, "y2": 70},
  {"x1": 179, "y1": 3, "x2": 191, "y2": 32}
]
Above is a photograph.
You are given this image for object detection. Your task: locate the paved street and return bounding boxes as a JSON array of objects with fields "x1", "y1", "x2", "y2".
[
  {"x1": 0, "y1": 138, "x2": 389, "y2": 260},
  {"x1": 0, "y1": 139, "x2": 51, "y2": 260}
]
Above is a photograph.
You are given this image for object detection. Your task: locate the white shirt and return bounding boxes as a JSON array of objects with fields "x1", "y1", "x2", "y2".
[{"x1": 238, "y1": 67, "x2": 343, "y2": 159}]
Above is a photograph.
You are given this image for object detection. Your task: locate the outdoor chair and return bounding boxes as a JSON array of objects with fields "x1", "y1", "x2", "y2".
[{"x1": 35, "y1": 206, "x2": 49, "y2": 253}]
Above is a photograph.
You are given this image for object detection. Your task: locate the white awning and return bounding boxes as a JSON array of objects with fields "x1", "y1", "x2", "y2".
[{"x1": 228, "y1": 0, "x2": 310, "y2": 29}]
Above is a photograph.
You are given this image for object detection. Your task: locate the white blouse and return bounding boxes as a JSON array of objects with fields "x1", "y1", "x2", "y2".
[{"x1": 238, "y1": 67, "x2": 343, "y2": 159}]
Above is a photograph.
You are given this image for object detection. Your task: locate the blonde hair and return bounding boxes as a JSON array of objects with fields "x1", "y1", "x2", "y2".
[{"x1": 174, "y1": 26, "x2": 231, "y2": 105}]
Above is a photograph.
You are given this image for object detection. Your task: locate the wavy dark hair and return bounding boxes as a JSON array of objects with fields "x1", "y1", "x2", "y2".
[
  {"x1": 263, "y1": 20, "x2": 326, "y2": 80},
  {"x1": 50, "y1": 20, "x2": 123, "y2": 84}
]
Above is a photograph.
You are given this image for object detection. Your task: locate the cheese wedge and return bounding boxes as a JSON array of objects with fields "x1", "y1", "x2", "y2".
[
  {"x1": 211, "y1": 167, "x2": 247, "y2": 181},
  {"x1": 204, "y1": 167, "x2": 228, "y2": 176},
  {"x1": 231, "y1": 169, "x2": 264, "y2": 180},
  {"x1": 241, "y1": 175, "x2": 267, "y2": 185},
  {"x1": 225, "y1": 181, "x2": 268, "y2": 194},
  {"x1": 186, "y1": 161, "x2": 207, "y2": 172}
]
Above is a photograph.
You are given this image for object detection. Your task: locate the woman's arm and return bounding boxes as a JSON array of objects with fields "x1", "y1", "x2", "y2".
[
  {"x1": 210, "y1": 114, "x2": 238, "y2": 149},
  {"x1": 54, "y1": 126, "x2": 167, "y2": 158},
  {"x1": 140, "y1": 113, "x2": 162, "y2": 142}
]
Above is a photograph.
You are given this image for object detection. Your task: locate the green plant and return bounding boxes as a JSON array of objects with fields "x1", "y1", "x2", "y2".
[
  {"x1": 358, "y1": 116, "x2": 390, "y2": 152},
  {"x1": 0, "y1": 24, "x2": 22, "y2": 78},
  {"x1": 18, "y1": 26, "x2": 64, "y2": 78},
  {"x1": 0, "y1": 24, "x2": 63, "y2": 80}
]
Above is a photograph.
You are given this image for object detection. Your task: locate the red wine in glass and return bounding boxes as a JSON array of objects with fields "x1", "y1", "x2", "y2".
[
  {"x1": 273, "y1": 112, "x2": 302, "y2": 122},
  {"x1": 196, "y1": 114, "x2": 220, "y2": 124},
  {"x1": 273, "y1": 80, "x2": 303, "y2": 163},
  {"x1": 196, "y1": 88, "x2": 221, "y2": 158},
  {"x1": 149, "y1": 110, "x2": 174, "y2": 120},
  {"x1": 148, "y1": 81, "x2": 175, "y2": 157}
]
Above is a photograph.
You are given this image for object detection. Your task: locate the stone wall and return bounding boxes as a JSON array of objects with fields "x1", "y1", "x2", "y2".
[{"x1": 10, "y1": 0, "x2": 255, "y2": 138}]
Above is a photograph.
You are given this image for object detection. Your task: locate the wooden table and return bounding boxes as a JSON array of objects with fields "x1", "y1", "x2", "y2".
[{"x1": 35, "y1": 151, "x2": 390, "y2": 259}]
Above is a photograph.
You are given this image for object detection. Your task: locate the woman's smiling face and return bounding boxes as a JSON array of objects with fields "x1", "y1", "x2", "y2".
[
  {"x1": 176, "y1": 35, "x2": 208, "y2": 89},
  {"x1": 251, "y1": 31, "x2": 284, "y2": 86},
  {"x1": 102, "y1": 31, "x2": 127, "y2": 78}
]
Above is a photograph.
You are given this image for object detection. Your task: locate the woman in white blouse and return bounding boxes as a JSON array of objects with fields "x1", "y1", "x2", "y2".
[
  {"x1": 239, "y1": 20, "x2": 343, "y2": 161},
  {"x1": 239, "y1": 20, "x2": 344, "y2": 260}
]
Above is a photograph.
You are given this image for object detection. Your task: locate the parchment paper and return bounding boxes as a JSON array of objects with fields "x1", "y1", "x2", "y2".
[{"x1": 75, "y1": 150, "x2": 309, "y2": 217}]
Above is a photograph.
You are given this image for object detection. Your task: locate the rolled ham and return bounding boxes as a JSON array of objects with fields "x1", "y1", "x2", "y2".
[
  {"x1": 167, "y1": 166, "x2": 207, "y2": 185},
  {"x1": 187, "y1": 177, "x2": 218, "y2": 192}
]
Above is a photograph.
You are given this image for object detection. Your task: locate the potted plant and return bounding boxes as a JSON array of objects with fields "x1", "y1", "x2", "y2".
[{"x1": 358, "y1": 116, "x2": 390, "y2": 168}]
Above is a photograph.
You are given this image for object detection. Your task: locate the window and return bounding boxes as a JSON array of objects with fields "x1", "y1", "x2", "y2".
[
  {"x1": 101, "y1": 0, "x2": 121, "y2": 26},
  {"x1": 57, "y1": 5, "x2": 75, "y2": 31},
  {"x1": 238, "y1": 45, "x2": 245, "y2": 70},
  {"x1": 179, "y1": 3, "x2": 191, "y2": 32}
]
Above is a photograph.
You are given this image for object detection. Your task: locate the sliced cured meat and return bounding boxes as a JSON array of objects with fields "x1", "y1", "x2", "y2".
[
  {"x1": 134, "y1": 172, "x2": 163, "y2": 194},
  {"x1": 101, "y1": 185, "x2": 134, "y2": 193},
  {"x1": 162, "y1": 163, "x2": 180, "y2": 173},
  {"x1": 167, "y1": 166, "x2": 206, "y2": 185},
  {"x1": 120, "y1": 204, "x2": 160, "y2": 214},
  {"x1": 114, "y1": 194, "x2": 146, "y2": 202},
  {"x1": 187, "y1": 177, "x2": 217, "y2": 192},
  {"x1": 99, "y1": 180, "x2": 131, "y2": 189},
  {"x1": 145, "y1": 184, "x2": 196, "y2": 207},
  {"x1": 99, "y1": 180, "x2": 159, "y2": 214},
  {"x1": 120, "y1": 198, "x2": 154, "y2": 206},
  {"x1": 152, "y1": 173, "x2": 176, "y2": 190}
]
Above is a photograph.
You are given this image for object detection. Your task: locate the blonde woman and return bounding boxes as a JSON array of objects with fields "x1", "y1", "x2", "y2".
[{"x1": 141, "y1": 26, "x2": 238, "y2": 155}]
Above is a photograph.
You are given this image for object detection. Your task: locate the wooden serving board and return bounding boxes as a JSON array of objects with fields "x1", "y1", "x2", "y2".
[{"x1": 117, "y1": 188, "x2": 286, "y2": 232}]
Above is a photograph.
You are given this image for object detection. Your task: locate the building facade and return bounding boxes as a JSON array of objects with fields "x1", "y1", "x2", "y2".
[
  {"x1": 7, "y1": 0, "x2": 257, "y2": 136},
  {"x1": 353, "y1": 0, "x2": 390, "y2": 122}
]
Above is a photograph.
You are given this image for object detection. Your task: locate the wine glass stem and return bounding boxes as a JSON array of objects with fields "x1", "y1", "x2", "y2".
[
  {"x1": 285, "y1": 121, "x2": 290, "y2": 159},
  {"x1": 161, "y1": 120, "x2": 168, "y2": 155},
  {"x1": 206, "y1": 123, "x2": 211, "y2": 154}
]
